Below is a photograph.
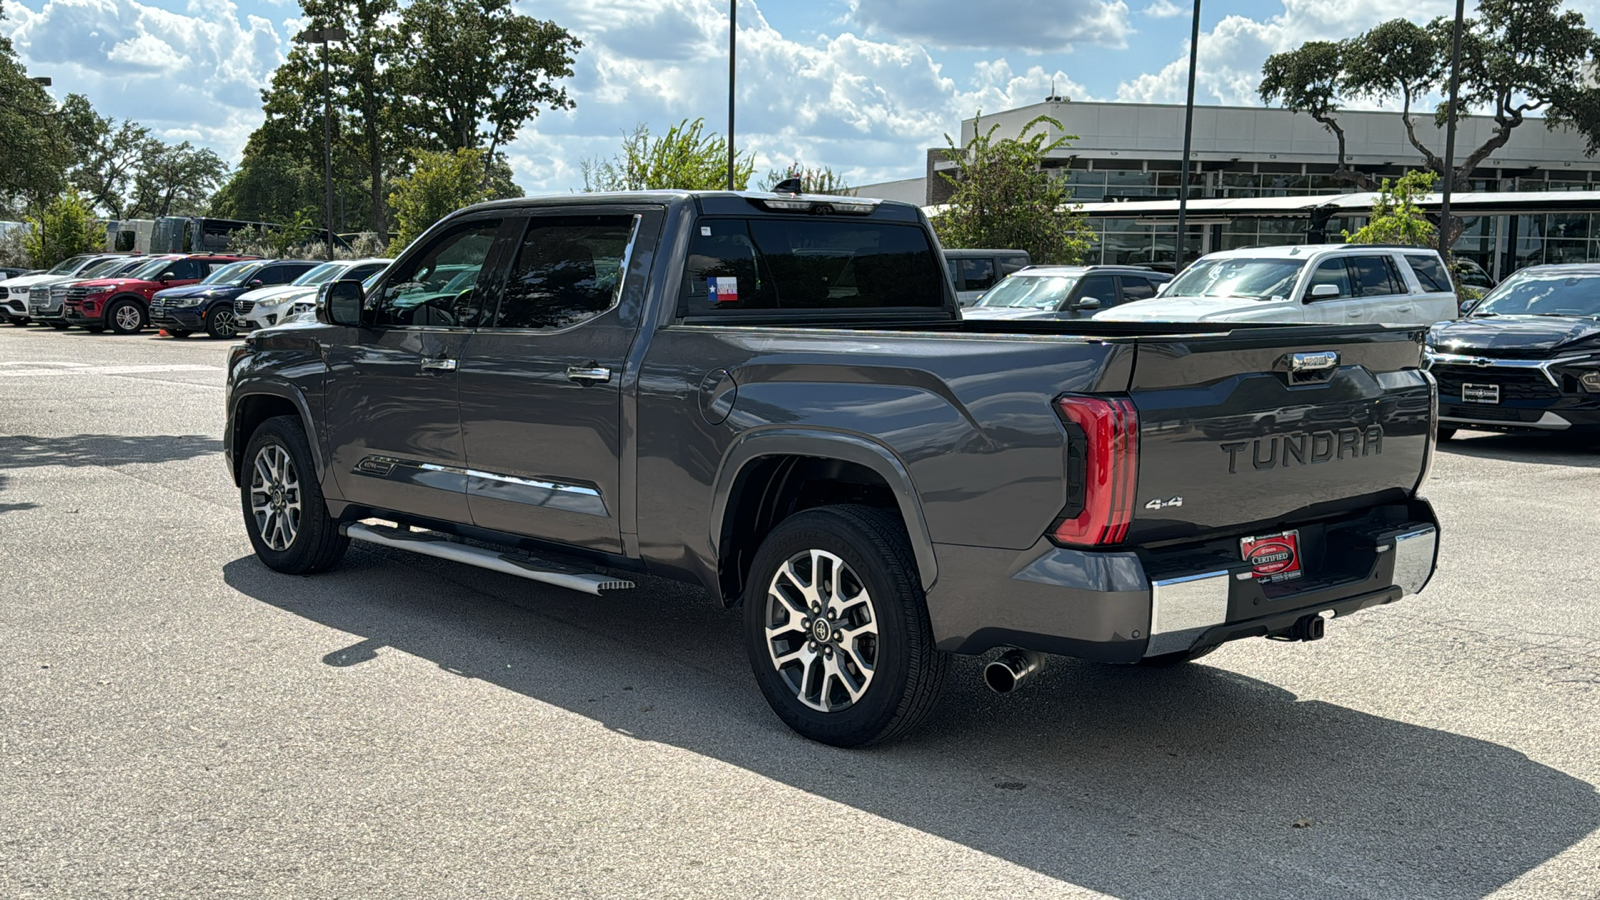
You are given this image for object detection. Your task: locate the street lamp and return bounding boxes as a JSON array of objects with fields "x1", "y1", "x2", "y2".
[
  {"x1": 294, "y1": 24, "x2": 348, "y2": 261},
  {"x1": 1438, "y1": 0, "x2": 1466, "y2": 263},
  {"x1": 1176, "y1": 0, "x2": 1201, "y2": 271},
  {"x1": 727, "y1": 0, "x2": 736, "y2": 191}
]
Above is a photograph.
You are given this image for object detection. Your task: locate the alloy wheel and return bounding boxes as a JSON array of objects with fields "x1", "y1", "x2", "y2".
[
  {"x1": 764, "y1": 548, "x2": 879, "y2": 712},
  {"x1": 114, "y1": 304, "x2": 141, "y2": 332},
  {"x1": 249, "y1": 444, "x2": 302, "y2": 551},
  {"x1": 211, "y1": 309, "x2": 238, "y2": 337}
]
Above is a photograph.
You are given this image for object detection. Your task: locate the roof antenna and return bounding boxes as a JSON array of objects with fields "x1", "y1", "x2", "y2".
[
  {"x1": 1046, "y1": 77, "x2": 1066, "y2": 103},
  {"x1": 773, "y1": 176, "x2": 803, "y2": 195}
]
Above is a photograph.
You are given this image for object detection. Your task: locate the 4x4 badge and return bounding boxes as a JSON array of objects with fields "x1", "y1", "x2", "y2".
[{"x1": 1144, "y1": 496, "x2": 1183, "y2": 510}]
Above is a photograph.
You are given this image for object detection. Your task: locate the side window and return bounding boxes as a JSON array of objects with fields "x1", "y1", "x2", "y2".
[
  {"x1": 258, "y1": 265, "x2": 295, "y2": 285},
  {"x1": 170, "y1": 259, "x2": 205, "y2": 280},
  {"x1": 945, "y1": 258, "x2": 959, "y2": 286},
  {"x1": 1307, "y1": 258, "x2": 1354, "y2": 300},
  {"x1": 371, "y1": 221, "x2": 501, "y2": 328},
  {"x1": 1406, "y1": 254, "x2": 1452, "y2": 292},
  {"x1": 491, "y1": 214, "x2": 638, "y2": 330},
  {"x1": 1349, "y1": 255, "x2": 1400, "y2": 296},
  {"x1": 348, "y1": 263, "x2": 386, "y2": 281},
  {"x1": 1118, "y1": 276, "x2": 1156, "y2": 302},
  {"x1": 998, "y1": 254, "x2": 1030, "y2": 276},
  {"x1": 959, "y1": 257, "x2": 997, "y2": 292},
  {"x1": 1077, "y1": 273, "x2": 1117, "y2": 307}
]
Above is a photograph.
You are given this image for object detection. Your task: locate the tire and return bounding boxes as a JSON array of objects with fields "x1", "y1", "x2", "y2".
[
  {"x1": 6, "y1": 315, "x2": 29, "y2": 326},
  {"x1": 743, "y1": 504, "x2": 946, "y2": 747},
  {"x1": 241, "y1": 415, "x2": 348, "y2": 574},
  {"x1": 105, "y1": 298, "x2": 145, "y2": 335},
  {"x1": 1437, "y1": 427, "x2": 1457, "y2": 441},
  {"x1": 85, "y1": 326, "x2": 105, "y2": 334},
  {"x1": 168, "y1": 329, "x2": 192, "y2": 338},
  {"x1": 1136, "y1": 644, "x2": 1219, "y2": 667},
  {"x1": 206, "y1": 306, "x2": 241, "y2": 339},
  {"x1": 49, "y1": 322, "x2": 69, "y2": 331}
]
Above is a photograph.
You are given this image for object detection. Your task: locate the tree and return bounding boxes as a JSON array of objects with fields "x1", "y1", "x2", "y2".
[
  {"x1": 393, "y1": 0, "x2": 579, "y2": 183},
  {"x1": 0, "y1": 3, "x2": 72, "y2": 213},
  {"x1": 583, "y1": 119, "x2": 754, "y2": 191},
  {"x1": 933, "y1": 115, "x2": 1092, "y2": 265},
  {"x1": 387, "y1": 148, "x2": 493, "y2": 250},
  {"x1": 759, "y1": 162, "x2": 852, "y2": 195},
  {"x1": 52, "y1": 95, "x2": 152, "y2": 217},
  {"x1": 1343, "y1": 170, "x2": 1438, "y2": 246},
  {"x1": 23, "y1": 190, "x2": 99, "y2": 267},
  {"x1": 209, "y1": 153, "x2": 325, "y2": 225},
  {"x1": 1261, "y1": 0, "x2": 1600, "y2": 187},
  {"x1": 124, "y1": 141, "x2": 228, "y2": 218}
]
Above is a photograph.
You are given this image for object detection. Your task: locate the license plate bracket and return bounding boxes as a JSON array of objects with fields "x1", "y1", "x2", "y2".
[
  {"x1": 1241, "y1": 530, "x2": 1303, "y2": 583},
  {"x1": 1462, "y1": 382, "x2": 1500, "y2": 404}
]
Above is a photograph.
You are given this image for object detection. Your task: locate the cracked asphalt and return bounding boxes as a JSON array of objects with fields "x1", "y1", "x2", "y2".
[{"x1": 0, "y1": 325, "x2": 1596, "y2": 899}]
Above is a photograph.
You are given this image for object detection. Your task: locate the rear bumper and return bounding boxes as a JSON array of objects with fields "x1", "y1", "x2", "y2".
[{"x1": 924, "y1": 499, "x2": 1439, "y2": 661}]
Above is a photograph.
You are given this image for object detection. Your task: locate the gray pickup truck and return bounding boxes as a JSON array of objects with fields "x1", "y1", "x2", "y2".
[{"x1": 224, "y1": 190, "x2": 1440, "y2": 746}]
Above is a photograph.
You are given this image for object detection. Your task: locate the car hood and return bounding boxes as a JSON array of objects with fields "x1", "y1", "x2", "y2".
[
  {"x1": 153, "y1": 284, "x2": 227, "y2": 300},
  {"x1": 3, "y1": 273, "x2": 75, "y2": 290},
  {"x1": 1428, "y1": 316, "x2": 1600, "y2": 358},
  {"x1": 961, "y1": 306, "x2": 1060, "y2": 320},
  {"x1": 239, "y1": 285, "x2": 313, "y2": 305},
  {"x1": 74, "y1": 277, "x2": 155, "y2": 291},
  {"x1": 1092, "y1": 296, "x2": 1291, "y2": 322}
]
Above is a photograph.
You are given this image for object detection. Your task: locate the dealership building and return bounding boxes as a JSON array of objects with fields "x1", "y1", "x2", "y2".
[{"x1": 856, "y1": 99, "x2": 1600, "y2": 278}]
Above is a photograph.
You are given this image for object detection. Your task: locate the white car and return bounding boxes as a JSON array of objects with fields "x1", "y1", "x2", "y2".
[
  {"x1": 1093, "y1": 244, "x2": 1460, "y2": 327},
  {"x1": 235, "y1": 257, "x2": 391, "y2": 330},
  {"x1": 2, "y1": 253, "x2": 124, "y2": 325}
]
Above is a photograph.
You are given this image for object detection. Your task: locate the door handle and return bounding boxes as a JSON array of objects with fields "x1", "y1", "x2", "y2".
[
  {"x1": 421, "y1": 357, "x2": 458, "y2": 372},
  {"x1": 567, "y1": 365, "x2": 611, "y2": 384}
]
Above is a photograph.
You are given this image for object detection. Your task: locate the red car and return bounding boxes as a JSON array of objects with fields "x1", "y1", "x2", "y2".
[{"x1": 64, "y1": 254, "x2": 258, "y2": 334}]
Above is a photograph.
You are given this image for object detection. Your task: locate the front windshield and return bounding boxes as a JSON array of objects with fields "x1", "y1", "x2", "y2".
[
  {"x1": 1472, "y1": 271, "x2": 1600, "y2": 317},
  {"x1": 201, "y1": 261, "x2": 265, "y2": 286},
  {"x1": 975, "y1": 275, "x2": 1079, "y2": 310},
  {"x1": 293, "y1": 263, "x2": 345, "y2": 287},
  {"x1": 48, "y1": 256, "x2": 91, "y2": 275},
  {"x1": 131, "y1": 257, "x2": 176, "y2": 279},
  {"x1": 77, "y1": 259, "x2": 125, "y2": 279},
  {"x1": 1163, "y1": 258, "x2": 1306, "y2": 301}
]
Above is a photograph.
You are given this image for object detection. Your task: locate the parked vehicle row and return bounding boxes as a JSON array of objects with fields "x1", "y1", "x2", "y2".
[{"x1": 1, "y1": 252, "x2": 391, "y2": 338}]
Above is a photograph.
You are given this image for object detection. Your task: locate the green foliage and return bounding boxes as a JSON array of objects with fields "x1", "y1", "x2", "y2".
[
  {"x1": 1343, "y1": 170, "x2": 1439, "y2": 246},
  {"x1": 387, "y1": 148, "x2": 493, "y2": 251},
  {"x1": 0, "y1": 225, "x2": 31, "y2": 268},
  {"x1": 393, "y1": 0, "x2": 580, "y2": 160},
  {"x1": 1262, "y1": 0, "x2": 1600, "y2": 182},
  {"x1": 22, "y1": 190, "x2": 100, "y2": 268},
  {"x1": 759, "y1": 162, "x2": 852, "y2": 195},
  {"x1": 0, "y1": 16, "x2": 72, "y2": 213},
  {"x1": 583, "y1": 119, "x2": 754, "y2": 191},
  {"x1": 933, "y1": 115, "x2": 1091, "y2": 266},
  {"x1": 210, "y1": 153, "x2": 325, "y2": 225}
]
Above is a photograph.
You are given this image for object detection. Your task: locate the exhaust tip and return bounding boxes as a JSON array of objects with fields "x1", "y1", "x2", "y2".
[{"x1": 984, "y1": 649, "x2": 1044, "y2": 694}]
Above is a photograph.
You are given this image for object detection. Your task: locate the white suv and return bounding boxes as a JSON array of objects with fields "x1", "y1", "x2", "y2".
[
  {"x1": 1094, "y1": 244, "x2": 1459, "y2": 327},
  {"x1": 235, "y1": 257, "x2": 391, "y2": 331}
]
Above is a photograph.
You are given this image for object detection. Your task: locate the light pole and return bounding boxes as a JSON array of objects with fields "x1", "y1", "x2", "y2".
[
  {"x1": 727, "y1": 0, "x2": 737, "y2": 190},
  {"x1": 294, "y1": 24, "x2": 348, "y2": 260},
  {"x1": 1438, "y1": 0, "x2": 1466, "y2": 263},
  {"x1": 1176, "y1": 0, "x2": 1202, "y2": 271}
]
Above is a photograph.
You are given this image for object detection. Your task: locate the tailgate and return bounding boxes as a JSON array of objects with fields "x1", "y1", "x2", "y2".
[{"x1": 1123, "y1": 326, "x2": 1433, "y2": 545}]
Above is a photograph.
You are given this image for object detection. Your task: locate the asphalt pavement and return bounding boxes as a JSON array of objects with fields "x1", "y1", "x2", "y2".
[{"x1": 0, "y1": 324, "x2": 1596, "y2": 899}]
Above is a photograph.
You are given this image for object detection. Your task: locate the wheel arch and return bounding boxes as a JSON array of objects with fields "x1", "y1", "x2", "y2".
[
  {"x1": 710, "y1": 428, "x2": 937, "y2": 606},
  {"x1": 229, "y1": 386, "x2": 324, "y2": 486}
]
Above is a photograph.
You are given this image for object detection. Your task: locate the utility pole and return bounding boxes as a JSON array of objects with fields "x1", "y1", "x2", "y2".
[
  {"x1": 1176, "y1": 0, "x2": 1202, "y2": 272},
  {"x1": 294, "y1": 24, "x2": 348, "y2": 260},
  {"x1": 1439, "y1": 0, "x2": 1466, "y2": 263},
  {"x1": 728, "y1": 0, "x2": 737, "y2": 190}
]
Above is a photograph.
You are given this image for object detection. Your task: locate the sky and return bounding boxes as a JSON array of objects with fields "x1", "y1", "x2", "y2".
[{"x1": 0, "y1": 0, "x2": 1568, "y2": 194}]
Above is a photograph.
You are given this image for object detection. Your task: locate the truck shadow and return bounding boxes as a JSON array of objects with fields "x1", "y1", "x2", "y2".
[
  {"x1": 222, "y1": 551, "x2": 1600, "y2": 899},
  {"x1": 0, "y1": 433, "x2": 222, "y2": 469}
]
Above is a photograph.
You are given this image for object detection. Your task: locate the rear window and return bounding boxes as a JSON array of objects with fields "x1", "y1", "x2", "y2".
[
  {"x1": 679, "y1": 218, "x2": 942, "y2": 316},
  {"x1": 1405, "y1": 254, "x2": 1452, "y2": 292}
]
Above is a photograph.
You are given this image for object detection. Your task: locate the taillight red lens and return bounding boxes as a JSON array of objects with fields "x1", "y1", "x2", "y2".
[{"x1": 1052, "y1": 396, "x2": 1139, "y2": 547}]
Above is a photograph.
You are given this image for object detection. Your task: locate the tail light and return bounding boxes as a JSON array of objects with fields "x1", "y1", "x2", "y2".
[{"x1": 1052, "y1": 395, "x2": 1139, "y2": 546}]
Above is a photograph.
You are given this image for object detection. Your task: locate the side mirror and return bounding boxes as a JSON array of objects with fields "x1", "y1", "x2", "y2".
[
  {"x1": 1310, "y1": 283, "x2": 1341, "y2": 299},
  {"x1": 320, "y1": 278, "x2": 365, "y2": 327},
  {"x1": 1073, "y1": 296, "x2": 1101, "y2": 311},
  {"x1": 249, "y1": 279, "x2": 265, "y2": 287},
  {"x1": 158, "y1": 272, "x2": 174, "y2": 283}
]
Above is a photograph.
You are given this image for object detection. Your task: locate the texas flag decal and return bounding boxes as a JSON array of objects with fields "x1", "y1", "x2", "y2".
[{"x1": 708, "y1": 276, "x2": 739, "y2": 304}]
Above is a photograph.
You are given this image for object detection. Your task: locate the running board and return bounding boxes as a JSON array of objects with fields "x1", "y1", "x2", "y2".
[{"x1": 342, "y1": 522, "x2": 634, "y2": 595}]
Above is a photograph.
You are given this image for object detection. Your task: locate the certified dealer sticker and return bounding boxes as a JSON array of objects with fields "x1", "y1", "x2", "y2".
[{"x1": 1241, "y1": 531, "x2": 1303, "y2": 582}]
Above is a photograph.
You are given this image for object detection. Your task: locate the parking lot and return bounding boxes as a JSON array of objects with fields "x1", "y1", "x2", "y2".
[{"x1": 1, "y1": 324, "x2": 1597, "y2": 899}]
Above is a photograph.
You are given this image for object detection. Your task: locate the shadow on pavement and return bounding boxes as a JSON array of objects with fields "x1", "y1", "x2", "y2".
[
  {"x1": 1439, "y1": 430, "x2": 1600, "y2": 467},
  {"x1": 223, "y1": 550, "x2": 1600, "y2": 898},
  {"x1": 0, "y1": 433, "x2": 222, "y2": 469}
]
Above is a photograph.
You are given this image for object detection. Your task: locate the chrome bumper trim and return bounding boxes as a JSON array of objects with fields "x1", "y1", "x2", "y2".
[
  {"x1": 1441, "y1": 411, "x2": 1571, "y2": 430},
  {"x1": 1146, "y1": 570, "x2": 1230, "y2": 657},
  {"x1": 1391, "y1": 526, "x2": 1438, "y2": 596}
]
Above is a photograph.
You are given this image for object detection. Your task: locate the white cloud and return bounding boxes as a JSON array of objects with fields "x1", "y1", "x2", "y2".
[
  {"x1": 1141, "y1": 0, "x2": 1186, "y2": 19},
  {"x1": 1116, "y1": 0, "x2": 1452, "y2": 107},
  {"x1": 849, "y1": 0, "x2": 1131, "y2": 51}
]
